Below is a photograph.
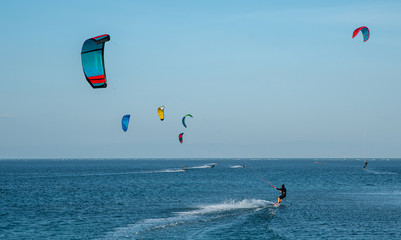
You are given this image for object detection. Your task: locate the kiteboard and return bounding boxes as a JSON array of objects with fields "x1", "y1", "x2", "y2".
[{"x1": 273, "y1": 202, "x2": 281, "y2": 207}]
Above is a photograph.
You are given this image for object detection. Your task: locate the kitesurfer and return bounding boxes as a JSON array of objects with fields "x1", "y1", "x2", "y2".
[
  {"x1": 242, "y1": 165, "x2": 246, "y2": 168},
  {"x1": 276, "y1": 184, "x2": 286, "y2": 204},
  {"x1": 363, "y1": 160, "x2": 368, "y2": 170},
  {"x1": 210, "y1": 165, "x2": 215, "y2": 168}
]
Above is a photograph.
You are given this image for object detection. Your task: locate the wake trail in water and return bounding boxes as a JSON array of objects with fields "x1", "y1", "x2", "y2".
[
  {"x1": 102, "y1": 199, "x2": 274, "y2": 239},
  {"x1": 176, "y1": 199, "x2": 273, "y2": 215},
  {"x1": 142, "y1": 168, "x2": 186, "y2": 173},
  {"x1": 187, "y1": 163, "x2": 217, "y2": 169},
  {"x1": 365, "y1": 169, "x2": 398, "y2": 175},
  {"x1": 189, "y1": 165, "x2": 210, "y2": 169},
  {"x1": 229, "y1": 165, "x2": 244, "y2": 168}
]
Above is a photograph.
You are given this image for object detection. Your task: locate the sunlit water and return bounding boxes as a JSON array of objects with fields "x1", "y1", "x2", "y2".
[{"x1": 1, "y1": 159, "x2": 400, "y2": 239}]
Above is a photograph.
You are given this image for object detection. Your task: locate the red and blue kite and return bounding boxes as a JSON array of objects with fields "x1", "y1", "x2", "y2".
[
  {"x1": 352, "y1": 26, "x2": 370, "y2": 42},
  {"x1": 81, "y1": 34, "x2": 110, "y2": 88},
  {"x1": 179, "y1": 133, "x2": 184, "y2": 143}
]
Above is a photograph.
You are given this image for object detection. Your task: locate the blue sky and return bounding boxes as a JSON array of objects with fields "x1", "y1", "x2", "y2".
[{"x1": 1, "y1": 0, "x2": 401, "y2": 158}]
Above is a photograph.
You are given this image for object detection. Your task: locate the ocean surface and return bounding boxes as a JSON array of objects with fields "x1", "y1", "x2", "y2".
[{"x1": 1, "y1": 159, "x2": 400, "y2": 239}]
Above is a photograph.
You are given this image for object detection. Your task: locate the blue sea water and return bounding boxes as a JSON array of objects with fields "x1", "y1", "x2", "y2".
[{"x1": 1, "y1": 159, "x2": 400, "y2": 239}]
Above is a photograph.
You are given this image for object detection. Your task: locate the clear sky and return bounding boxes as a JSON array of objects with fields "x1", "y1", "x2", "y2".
[{"x1": 1, "y1": 0, "x2": 401, "y2": 158}]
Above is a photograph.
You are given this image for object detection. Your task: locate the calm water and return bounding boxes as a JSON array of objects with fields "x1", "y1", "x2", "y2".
[{"x1": 1, "y1": 159, "x2": 400, "y2": 239}]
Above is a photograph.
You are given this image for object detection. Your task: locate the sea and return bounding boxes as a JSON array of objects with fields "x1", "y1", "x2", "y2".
[{"x1": 1, "y1": 159, "x2": 400, "y2": 239}]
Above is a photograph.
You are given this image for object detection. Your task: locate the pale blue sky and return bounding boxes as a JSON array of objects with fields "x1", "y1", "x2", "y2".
[{"x1": 1, "y1": 0, "x2": 401, "y2": 158}]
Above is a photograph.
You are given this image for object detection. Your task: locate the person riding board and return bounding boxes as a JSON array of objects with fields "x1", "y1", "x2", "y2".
[
  {"x1": 276, "y1": 184, "x2": 286, "y2": 204},
  {"x1": 363, "y1": 160, "x2": 368, "y2": 170}
]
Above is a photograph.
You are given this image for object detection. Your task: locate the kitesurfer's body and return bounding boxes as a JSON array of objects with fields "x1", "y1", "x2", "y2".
[
  {"x1": 210, "y1": 164, "x2": 215, "y2": 168},
  {"x1": 276, "y1": 184, "x2": 286, "y2": 204},
  {"x1": 363, "y1": 160, "x2": 368, "y2": 170}
]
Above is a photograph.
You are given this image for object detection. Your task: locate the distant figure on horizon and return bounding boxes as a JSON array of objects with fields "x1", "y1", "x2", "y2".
[
  {"x1": 363, "y1": 160, "x2": 368, "y2": 170},
  {"x1": 242, "y1": 165, "x2": 246, "y2": 168},
  {"x1": 210, "y1": 164, "x2": 215, "y2": 168},
  {"x1": 276, "y1": 184, "x2": 286, "y2": 204}
]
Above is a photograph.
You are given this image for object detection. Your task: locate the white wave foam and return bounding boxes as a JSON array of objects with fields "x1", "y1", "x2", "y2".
[
  {"x1": 230, "y1": 165, "x2": 244, "y2": 168},
  {"x1": 102, "y1": 216, "x2": 186, "y2": 239}
]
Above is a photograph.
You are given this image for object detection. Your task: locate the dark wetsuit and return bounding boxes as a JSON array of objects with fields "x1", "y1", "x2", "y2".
[{"x1": 277, "y1": 187, "x2": 286, "y2": 200}]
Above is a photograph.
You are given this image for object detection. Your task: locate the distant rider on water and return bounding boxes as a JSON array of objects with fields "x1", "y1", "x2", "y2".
[{"x1": 363, "y1": 160, "x2": 368, "y2": 170}]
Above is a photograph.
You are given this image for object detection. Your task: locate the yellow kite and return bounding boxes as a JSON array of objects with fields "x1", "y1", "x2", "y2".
[{"x1": 158, "y1": 106, "x2": 165, "y2": 121}]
